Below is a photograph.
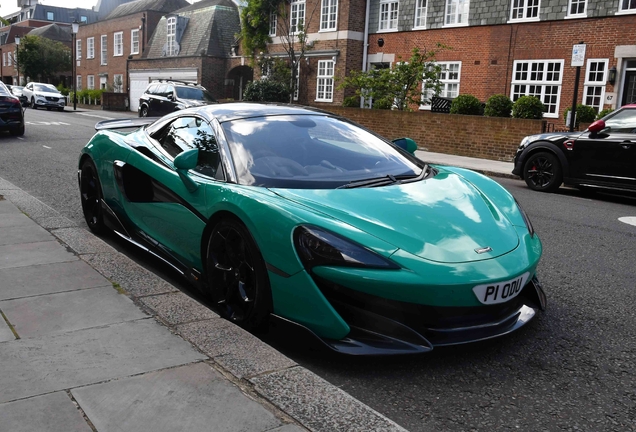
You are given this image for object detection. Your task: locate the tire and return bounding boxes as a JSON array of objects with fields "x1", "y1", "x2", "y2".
[
  {"x1": 10, "y1": 125, "x2": 25, "y2": 136},
  {"x1": 57, "y1": 107, "x2": 64, "y2": 112},
  {"x1": 31, "y1": 98, "x2": 37, "y2": 109},
  {"x1": 79, "y1": 158, "x2": 106, "y2": 234},
  {"x1": 46, "y1": 107, "x2": 51, "y2": 111},
  {"x1": 205, "y1": 219, "x2": 272, "y2": 332},
  {"x1": 139, "y1": 105, "x2": 148, "y2": 117},
  {"x1": 523, "y1": 151, "x2": 563, "y2": 192}
]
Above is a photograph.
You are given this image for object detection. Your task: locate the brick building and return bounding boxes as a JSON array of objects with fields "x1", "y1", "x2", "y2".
[
  {"x1": 128, "y1": 0, "x2": 244, "y2": 111},
  {"x1": 75, "y1": 0, "x2": 189, "y2": 99},
  {"x1": 262, "y1": 0, "x2": 636, "y2": 118}
]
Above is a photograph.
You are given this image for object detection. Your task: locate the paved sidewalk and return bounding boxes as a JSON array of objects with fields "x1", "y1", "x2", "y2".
[
  {"x1": 0, "y1": 178, "x2": 406, "y2": 432},
  {"x1": 416, "y1": 150, "x2": 516, "y2": 179}
]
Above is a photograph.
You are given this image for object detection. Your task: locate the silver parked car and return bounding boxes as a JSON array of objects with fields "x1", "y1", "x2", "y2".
[{"x1": 22, "y1": 82, "x2": 65, "y2": 111}]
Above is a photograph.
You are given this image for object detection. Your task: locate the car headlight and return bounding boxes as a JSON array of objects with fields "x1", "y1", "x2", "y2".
[
  {"x1": 515, "y1": 199, "x2": 535, "y2": 237},
  {"x1": 294, "y1": 226, "x2": 399, "y2": 270},
  {"x1": 519, "y1": 136, "x2": 530, "y2": 148}
]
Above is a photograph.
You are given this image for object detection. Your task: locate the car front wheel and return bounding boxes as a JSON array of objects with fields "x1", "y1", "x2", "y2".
[
  {"x1": 80, "y1": 158, "x2": 106, "y2": 234},
  {"x1": 31, "y1": 97, "x2": 37, "y2": 109},
  {"x1": 139, "y1": 106, "x2": 148, "y2": 117},
  {"x1": 523, "y1": 151, "x2": 563, "y2": 192},
  {"x1": 205, "y1": 219, "x2": 272, "y2": 332}
]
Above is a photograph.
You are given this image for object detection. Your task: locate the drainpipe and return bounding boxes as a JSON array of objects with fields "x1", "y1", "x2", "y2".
[
  {"x1": 0, "y1": 48, "x2": 3, "y2": 83},
  {"x1": 360, "y1": 0, "x2": 371, "y2": 108}
]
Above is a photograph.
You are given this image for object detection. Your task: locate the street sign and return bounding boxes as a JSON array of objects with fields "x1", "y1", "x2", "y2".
[{"x1": 571, "y1": 44, "x2": 586, "y2": 67}]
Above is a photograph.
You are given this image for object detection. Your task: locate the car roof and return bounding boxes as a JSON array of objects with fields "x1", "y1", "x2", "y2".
[{"x1": 193, "y1": 102, "x2": 335, "y2": 123}]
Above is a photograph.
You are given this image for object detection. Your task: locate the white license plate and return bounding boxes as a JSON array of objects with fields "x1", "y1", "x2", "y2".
[{"x1": 472, "y1": 272, "x2": 530, "y2": 305}]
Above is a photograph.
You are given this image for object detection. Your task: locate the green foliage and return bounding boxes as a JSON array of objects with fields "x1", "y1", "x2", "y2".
[
  {"x1": 484, "y1": 94, "x2": 513, "y2": 117},
  {"x1": 342, "y1": 96, "x2": 359, "y2": 107},
  {"x1": 449, "y1": 94, "x2": 483, "y2": 116},
  {"x1": 563, "y1": 104, "x2": 596, "y2": 126},
  {"x1": 257, "y1": 56, "x2": 291, "y2": 92},
  {"x1": 243, "y1": 79, "x2": 289, "y2": 102},
  {"x1": 240, "y1": 0, "x2": 281, "y2": 55},
  {"x1": 339, "y1": 46, "x2": 447, "y2": 111},
  {"x1": 56, "y1": 83, "x2": 70, "y2": 96},
  {"x1": 16, "y1": 35, "x2": 71, "y2": 82},
  {"x1": 512, "y1": 96, "x2": 545, "y2": 119},
  {"x1": 71, "y1": 89, "x2": 104, "y2": 103},
  {"x1": 596, "y1": 108, "x2": 614, "y2": 120}
]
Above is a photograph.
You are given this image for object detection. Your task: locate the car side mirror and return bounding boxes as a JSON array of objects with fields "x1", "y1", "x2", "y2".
[
  {"x1": 588, "y1": 119, "x2": 606, "y2": 134},
  {"x1": 167, "y1": 94, "x2": 174, "y2": 101},
  {"x1": 173, "y1": 148, "x2": 199, "y2": 192},
  {"x1": 392, "y1": 137, "x2": 418, "y2": 154}
]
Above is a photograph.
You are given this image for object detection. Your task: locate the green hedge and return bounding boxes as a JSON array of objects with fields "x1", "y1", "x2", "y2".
[
  {"x1": 512, "y1": 96, "x2": 545, "y2": 119},
  {"x1": 449, "y1": 94, "x2": 483, "y2": 115},
  {"x1": 484, "y1": 94, "x2": 513, "y2": 118}
]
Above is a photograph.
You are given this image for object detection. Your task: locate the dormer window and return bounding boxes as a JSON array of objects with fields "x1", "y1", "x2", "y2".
[
  {"x1": 167, "y1": 17, "x2": 177, "y2": 56},
  {"x1": 46, "y1": 11, "x2": 54, "y2": 20}
]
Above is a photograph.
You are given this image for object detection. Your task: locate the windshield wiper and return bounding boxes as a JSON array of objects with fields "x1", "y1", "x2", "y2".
[{"x1": 337, "y1": 165, "x2": 430, "y2": 189}]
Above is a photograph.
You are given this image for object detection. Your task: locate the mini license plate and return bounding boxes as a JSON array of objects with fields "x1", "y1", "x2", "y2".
[{"x1": 472, "y1": 272, "x2": 530, "y2": 305}]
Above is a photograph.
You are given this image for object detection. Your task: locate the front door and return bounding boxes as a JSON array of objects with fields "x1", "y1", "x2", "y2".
[{"x1": 621, "y1": 71, "x2": 636, "y2": 106}]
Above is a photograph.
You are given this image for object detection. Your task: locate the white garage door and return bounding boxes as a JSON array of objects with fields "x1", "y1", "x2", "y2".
[{"x1": 129, "y1": 68, "x2": 198, "y2": 112}]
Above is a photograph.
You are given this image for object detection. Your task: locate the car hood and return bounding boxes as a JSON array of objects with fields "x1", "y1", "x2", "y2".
[
  {"x1": 34, "y1": 91, "x2": 62, "y2": 98},
  {"x1": 523, "y1": 131, "x2": 582, "y2": 145},
  {"x1": 272, "y1": 170, "x2": 520, "y2": 263},
  {"x1": 180, "y1": 98, "x2": 207, "y2": 107}
]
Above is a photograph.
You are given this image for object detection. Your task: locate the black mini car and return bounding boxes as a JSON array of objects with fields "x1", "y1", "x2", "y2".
[
  {"x1": 138, "y1": 80, "x2": 216, "y2": 118},
  {"x1": 0, "y1": 82, "x2": 25, "y2": 136},
  {"x1": 512, "y1": 104, "x2": 636, "y2": 193}
]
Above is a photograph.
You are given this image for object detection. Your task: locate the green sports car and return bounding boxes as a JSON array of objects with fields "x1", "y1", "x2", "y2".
[{"x1": 78, "y1": 103, "x2": 545, "y2": 355}]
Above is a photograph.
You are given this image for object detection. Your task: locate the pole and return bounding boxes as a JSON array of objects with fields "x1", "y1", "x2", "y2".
[
  {"x1": 16, "y1": 46, "x2": 19, "y2": 86},
  {"x1": 569, "y1": 66, "x2": 581, "y2": 132},
  {"x1": 73, "y1": 33, "x2": 77, "y2": 111}
]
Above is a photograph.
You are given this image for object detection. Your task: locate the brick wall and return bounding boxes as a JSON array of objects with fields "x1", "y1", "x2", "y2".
[{"x1": 315, "y1": 106, "x2": 545, "y2": 161}]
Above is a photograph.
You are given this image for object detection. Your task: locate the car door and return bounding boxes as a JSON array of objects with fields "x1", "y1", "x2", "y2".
[
  {"x1": 120, "y1": 115, "x2": 222, "y2": 269},
  {"x1": 147, "y1": 84, "x2": 166, "y2": 116},
  {"x1": 567, "y1": 108, "x2": 636, "y2": 188}
]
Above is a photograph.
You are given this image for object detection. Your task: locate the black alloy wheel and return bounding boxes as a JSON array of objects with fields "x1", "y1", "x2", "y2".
[
  {"x1": 206, "y1": 219, "x2": 272, "y2": 332},
  {"x1": 31, "y1": 97, "x2": 37, "y2": 109},
  {"x1": 523, "y1": 151, "x2": 563, "y2": 192},
  {"x1": 79, "y1": 158, "x2": 106, "y2": 234},
  {"x1": 140, "y1": 105, "x2": 148, "y2": 117}
]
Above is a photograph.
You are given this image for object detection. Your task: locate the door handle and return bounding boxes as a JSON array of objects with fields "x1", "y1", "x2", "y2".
[{"x1": 620, "y1": 141, "x2": 634, "y2": 149}]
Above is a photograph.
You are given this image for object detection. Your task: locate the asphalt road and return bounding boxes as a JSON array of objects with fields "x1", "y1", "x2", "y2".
[{"x1": 1, "y1": 108, "x2": 635, "y2": 431}]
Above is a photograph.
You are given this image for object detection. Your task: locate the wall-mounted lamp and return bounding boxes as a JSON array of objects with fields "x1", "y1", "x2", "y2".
[
  {"x1": 377, "y1": 38, "x2": 384, "y2": 47},
  {"x1": 331, "y1": 55, "x2": 337, "y2": 65},
  {"x1": 608, "y1": 66, "x2": 617, "y2": 85},
  {"x1": 230, "y1": 44, "x2": 238, "y2": 56},
  {"x1": 305, "y1": 57, "x2": 310, "y2": 65}
]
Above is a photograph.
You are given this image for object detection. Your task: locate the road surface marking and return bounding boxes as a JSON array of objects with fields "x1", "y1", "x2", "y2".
[
  {"x1": 25, "y1": 121, "x2": 71, "y2": 126},
  {"x1": 78, "y1": 113, "x2": 117, "y2": 120},
  {"x1": 43, "y1": 145, "x2": 51, "y2": 149},
  {"x1": 618, "y1": 217, "x2": 636, "y2": 227}
]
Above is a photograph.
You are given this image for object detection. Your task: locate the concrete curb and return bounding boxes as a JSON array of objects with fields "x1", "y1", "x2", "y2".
[{"x1": 0, "y1": 178, "x2": 408, "y2": 432}]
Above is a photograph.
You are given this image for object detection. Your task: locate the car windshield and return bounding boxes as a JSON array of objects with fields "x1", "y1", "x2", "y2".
[
  {"x1": 602, "y1": 108, "x2": 636, "y2": 133},
  {"x1": 34, "y1": 84, "x2": 59, "y2": 93},
  {"x1": 175, "y1": 86, "x2": 216, "y2": 102},
  {"x1": 221, "y1": 115, "x2": 424, "y2": 188}
]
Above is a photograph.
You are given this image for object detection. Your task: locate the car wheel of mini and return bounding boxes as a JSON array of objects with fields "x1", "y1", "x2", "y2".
[{"x1": 523, "y1": 151, "x2": 562, "y2": 192}]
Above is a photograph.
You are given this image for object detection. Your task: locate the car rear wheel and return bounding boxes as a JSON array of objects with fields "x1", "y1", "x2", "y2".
[
  {"x1": 57, "y1": 107, "x2": 64, "y2": 112},
  {"x1": 31, "y1": 98, "x2": 37, "y2": 109},
  {"x1": 80, "y1": 158, "x2": 106, "y2": 234},
  {"x1": 205, "y1": 219, "x2": 272, "y2": 332},
  {"x1": 140, "y1": 106, "x2": 148, "y2": 117},
  {"x1": 10, "y1": 125, "x2": 24, "y2": 136},
  {"x1": 523, "y1": 151, "x2": 562, "y2": 192}
]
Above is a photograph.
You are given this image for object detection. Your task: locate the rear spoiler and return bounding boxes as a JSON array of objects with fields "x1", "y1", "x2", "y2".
[{"x1": 95, "y1": 117, "x2": 160, "y2": 131}]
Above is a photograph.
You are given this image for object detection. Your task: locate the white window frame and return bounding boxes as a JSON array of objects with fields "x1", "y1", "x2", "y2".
[
  {"x1": 320, "y1": 0, "x2": 338, "y2": 31},
  {"x1": 420, "y1": 61, "x2": 462, "y2": 109},
  {"x1": 167, "y1": 17, "x2": 177, "y2": 56},
  {"x1": 378, "y1": 0, "x2": 399, "y2": 32},
  {"x1": 87, "y1": 75, "x2": 95, "y2": 90},
  {"x1": 414, "y1": 0, "x2": 427, "y2": 29},
  {"x1": 100, "y1": 35, "x2": 107, "y2": 65},
  {"x1": 100, "y1": 76, "x2": 107, "y2": 90},
  {"x1": 7, "y1": 51, "x2": 12, "y2": 66},
  {"x1": 269, "y1": 10, "x2": 277, "y2": 36},
  {"x1": 2, "y1": 53, "x2": 5, "y2": 67},
  {"x1": 444, "y1": 0, "x2": 469, "y2": 27},
  {"x1": 510, "y1": 59, "x2": 564, "y2": 118},
  {"x1": 76, "y1": 39, "x2": 82, "y2": 60},
  {"x1": 566, "y1": 0, "x2": 587, "y2": 18},
  {"x1": 509, "y1": 0, "x2": 540, "y2": 22},
  {"x1": 77, "y1": 75, "x2": 82, "y2": 92},
  {"x1": 290, "y1": 0, "x2": 306, "y2": 34},
  {"x1": 114, "y1": 31, "x2": 123, "y2": 57},
  {"x1": 618, "y1": 0, "x2": 636, "y2": 14},
  {"x1": 87, "y1": 37, "x2": 94, "y2": 59},
  {"x1": 131, "y1": 29, "x2": 139, "y2": 54},
  {"x1": 316, "y1": 60, "x2": 334, "y2": 102},
  {"x1": 114, "y1": 74, "x2": 124, "y2": 92},
  {"x1": 584, "y1": 59, "x2": 608, "y2": 112}
]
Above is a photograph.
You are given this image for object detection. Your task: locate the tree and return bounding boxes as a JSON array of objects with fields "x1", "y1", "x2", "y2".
[
  {"x1": 339, "y1": 46, "x2": 446, "y2": 111},
  {"x1": 240, "y1": 0, "x2": 317, "y2": 102},
  {"x1": 15, "y1": 35, "x2": 71, "y2": 83}
]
